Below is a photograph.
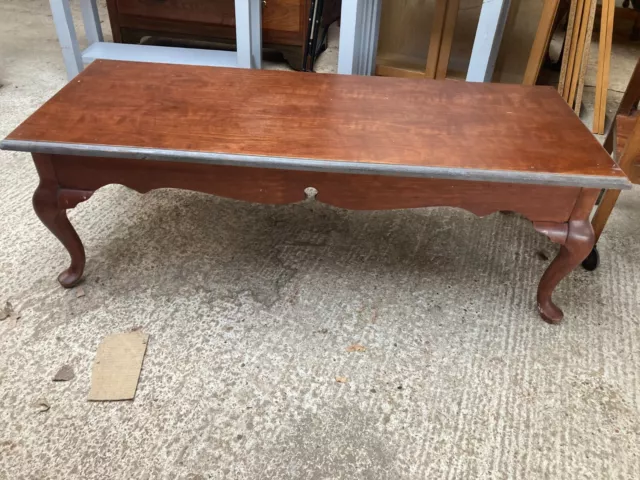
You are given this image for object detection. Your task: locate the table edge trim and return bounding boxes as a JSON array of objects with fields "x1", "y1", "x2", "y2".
[{"x1": 1, "y1": 139, "x2": 632, "y2": 190}]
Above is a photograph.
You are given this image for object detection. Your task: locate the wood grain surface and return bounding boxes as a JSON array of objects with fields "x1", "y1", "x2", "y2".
[{"x1": 3, "y1": 60, "x2": 625, "y2": 185}]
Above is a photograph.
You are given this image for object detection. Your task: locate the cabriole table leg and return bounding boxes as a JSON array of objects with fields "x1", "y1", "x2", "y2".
[
  {"x1": 32, "y1": 153, "x2": 89, "y2": 288},
  {"x1": 535, "y1": 189, "x2": 599, "y2": 324}
]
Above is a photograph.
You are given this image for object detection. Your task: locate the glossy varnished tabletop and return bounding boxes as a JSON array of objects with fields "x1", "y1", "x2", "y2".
[{"x1": 1, "y1": 60, "x2": 629, "y2": 189}]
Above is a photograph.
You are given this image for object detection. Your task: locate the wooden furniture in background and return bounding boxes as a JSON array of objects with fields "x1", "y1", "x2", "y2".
[
  {"x1": 371, "y1": 0, "x2": 546, "y2": 82},
  {"x1": 1, "y1": 60, "x2": 629, "y2": 323},
  {"x1": 583, "y1": 59, "x2": 640, "y2": 270},
  {"x1": 375, "y1": 0, "x2": 563, "y2": 84},
  {"x1": 615, "y1": 116, "x2": 640, "y2": 185},
  {"x1": 619, "y1": 0, "x2": 640, "y2": 40},
  {"x1": 603, "y1": 59, "x2": 640, "y2": 170},
  {"x1": 585, "y1": 115, "x2": 640, "y2": 270},
  {"x1": 376, "y1": 0, "x2": 460, "y2": 80},
  {"x1": 105, "y1": 0, "x2": 341, "y2": 70}
]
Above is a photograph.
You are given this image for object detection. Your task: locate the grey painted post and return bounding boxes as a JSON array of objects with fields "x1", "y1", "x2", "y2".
[
  {"x1": 466, "y1": 0, "x2": 511, "y2": 82},
  {"x1": 235, "y1": 0, "x2": 261, "y2": 68},
  {"x1": 80, "y1": 0, "x2": 104, "y2": 45},
  {"x1": 359, "y1": 0, "x2": 382, "y2": 75},
  {"x1": 338, "y1": 0, "x2": 381, "y2": 75},
  {"x1": 49, "y1": 0, "x2": 83, "y2": 80},
  {"x1": 337, "y1": 0, "x2": 361, "y2": 74},
  {"x1": 250, "y1": 0, "x2": 262, "y2": 69}
]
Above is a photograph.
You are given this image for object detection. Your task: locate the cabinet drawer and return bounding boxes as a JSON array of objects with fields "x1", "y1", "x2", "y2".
[
  {"x1": 264, "y1": 0, "x2": 301, "y2": 33},
  {"x1": 117, "y1": 0, "x2": 302, "y2": 33}
]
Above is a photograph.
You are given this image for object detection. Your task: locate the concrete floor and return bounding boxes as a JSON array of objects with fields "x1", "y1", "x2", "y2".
[{"x1": 1, "y1": 1, "x2": 640, "y2": 479}]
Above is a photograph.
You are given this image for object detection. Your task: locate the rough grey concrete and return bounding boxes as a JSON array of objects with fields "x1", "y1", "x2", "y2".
[{"x1": 1, "y1": 1, "x2": 640, "y2": 479}]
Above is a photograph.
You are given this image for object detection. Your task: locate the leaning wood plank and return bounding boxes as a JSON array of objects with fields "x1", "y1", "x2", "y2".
[
  {"x1": 573, "y1": 0, "x2": 597, "y2": 114},
  {"x1": 523, "y1": 0, "x2": 561, "y2": 86},
  {"x1": 568, "y1": 0, "x2": 592, "y2": 107},
  {"x1": 558, "y1": 0, "x2": 578, "y2": 96},
  {"x1": 563, "y1": 0, "x2": 585, "y2": 101},
  {"x1": 596, "y1": 0, "x2": 615, "y2": 134},
  {"x1": 88, "y1": 330, "x2": 149, "y2": 401},
  {"x1": 425, "y1": 0, "x2": 448, "y2": 79},
  {"x1": 593, "y1": 0, "x2": 610, "y2": 132},
  {"x1": 600, "y1": 0, "x2": 615, "y2": 130},
  {"x1": 435, "y1": 0, "x2": 460, "y2": 80},
  {"x1": 598, "y1": 0, "x2": 616, "y2": 133}
]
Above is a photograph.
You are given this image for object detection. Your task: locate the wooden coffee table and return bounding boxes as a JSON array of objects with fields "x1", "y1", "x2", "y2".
[{"x1": 1, "y1": 60, "x2": 630, "y2": 323}]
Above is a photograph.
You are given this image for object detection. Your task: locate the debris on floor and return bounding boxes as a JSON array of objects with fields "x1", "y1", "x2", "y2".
[
  {"x1": 335, "y1": 376, "x2": 348, "y2": 383},
  {"x1": 1, "y1": 302, "x2": 20, "y2": 329},
  {"x1": 346, "y1": 344, "x2": 366, "y2": 352},
  {"x1": 6, "y1": 315, "x2": 18, "y2": 329},
  {"x1": 1, "y1": 301, "x2": 16, "y2": 321},
  {"x1": 52, "y1": 365, "x2": 75, "y2": 382},
  {"x1": 88, "y1": 330, "x2": 149, "y2": 401},
  {"x1": 0, "y1": 441, "x2": 16, "y2": 451},
  {"x1": 75, "y1": 287, "x2": 85, "y2": 298},
  {"x1": 32, "y1": 398, "x2": 50, "y2": 414}
]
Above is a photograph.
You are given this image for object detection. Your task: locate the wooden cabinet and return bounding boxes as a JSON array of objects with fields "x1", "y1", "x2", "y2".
[{"x1": 106, "y1": 0, "x2": 341, "y2": 70}]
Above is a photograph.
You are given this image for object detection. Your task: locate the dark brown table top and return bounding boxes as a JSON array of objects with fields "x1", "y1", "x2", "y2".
[{"x1": 1, "y1": 60, "x2": 630, "y2": 189}]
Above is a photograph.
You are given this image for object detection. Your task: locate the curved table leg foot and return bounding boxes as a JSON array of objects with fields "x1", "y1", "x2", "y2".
[
  {"x1": 33, "y1": 186, "x2": 86, "y2": 288},
  {"x1": 537, "y1": 218, "x2": 594, "y2": 324},
  {"x1": 56, "y1": 264, "x2": 85, "y2": 288}
]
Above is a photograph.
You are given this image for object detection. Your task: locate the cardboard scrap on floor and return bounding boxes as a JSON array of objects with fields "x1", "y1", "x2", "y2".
[{"x1": 88, "y1": 330, "x2": 149, "y2": 401}]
